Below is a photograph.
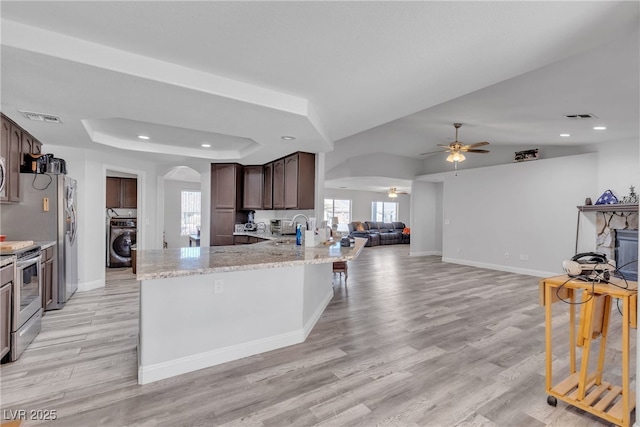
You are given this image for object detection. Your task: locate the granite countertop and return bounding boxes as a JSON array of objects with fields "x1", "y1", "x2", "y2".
[
  {"x1": 0, "y1": 255, "x2": 16, "y2": 268},
  {"x1": 35, "y1": 241, "x2": 56, "y2": 250},
  {"x1": 136, "y1": 237, "x2": 367, "y2": 280},
  {"x1": 232, "y1": 230, "x2": 288, "y2": 239}
]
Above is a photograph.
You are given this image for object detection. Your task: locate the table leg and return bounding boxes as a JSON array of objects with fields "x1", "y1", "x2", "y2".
[
  {"x1": 545, "y1": 284, "x2": 554, "y2": 391},
  {"x1": 570, "y1": 288, "x2": 576, "y2": 374},
  {"x1": 577, "y1": 293, "x2": 596, "y2": 400},
  {"x1": 622, "y1": 296, "x2": 630, "y2": 427}
]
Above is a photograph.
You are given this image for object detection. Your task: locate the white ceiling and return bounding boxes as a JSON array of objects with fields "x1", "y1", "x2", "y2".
[{"x1": 1, "y1": 1, "x2": 638, "y2": 189}]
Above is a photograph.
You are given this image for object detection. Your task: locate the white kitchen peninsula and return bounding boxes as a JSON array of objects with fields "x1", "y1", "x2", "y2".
[{"x1": 135, "y1": 236, "x2": 366, "y2": 384}]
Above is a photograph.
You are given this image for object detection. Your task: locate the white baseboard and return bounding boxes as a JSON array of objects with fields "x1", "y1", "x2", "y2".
[
  {"x1": 139, "y1": 288, "x2": 333, "y2": 385},
  {"x1": 138, "y1": 329, "x2": 305, "y2": 385},
  {"x1": 302, "y1": 288, "x2": 333, "y2": 339},
  {"x1": 410, "y1": 250, "x2": 442, "y2": 257},
  {"x1": 78, "y1": 279, "x2": 104, "y2": 292},
  {"x1": 441, "y1": 257, "x2": 558, "y2": 278}
]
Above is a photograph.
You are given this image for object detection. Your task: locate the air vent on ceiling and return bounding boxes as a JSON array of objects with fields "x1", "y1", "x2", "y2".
[
  {"x1": 564, "y1": 113, "x2": 598, "y2": 119},
  {"x1": 19, "y1": 110, "x2": 63, "y2": 124}
]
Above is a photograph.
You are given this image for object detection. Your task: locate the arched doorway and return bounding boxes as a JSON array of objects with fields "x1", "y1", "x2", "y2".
[{"x1": 163, "y1": 166, "x2": 202, "y2": 248}]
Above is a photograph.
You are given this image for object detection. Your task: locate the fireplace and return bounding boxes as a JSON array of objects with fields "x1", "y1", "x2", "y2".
[
  {"x1": 594, "y1": 209, "x2": 638, "y2": 281},
  {"x1": 615, "y1": 229, "x2": 638, "y2": 281}
]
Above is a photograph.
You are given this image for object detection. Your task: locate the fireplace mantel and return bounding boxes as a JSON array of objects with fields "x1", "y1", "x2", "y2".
[
  {"x1": 577, "y1": 204, "x2": 639, "y2": 213},
  {"x1": 574, "y1": 204, "x2": 638, "y2": 254}
]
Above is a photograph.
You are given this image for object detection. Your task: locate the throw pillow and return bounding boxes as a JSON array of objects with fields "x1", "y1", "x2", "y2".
[
  {"x1": 402, "y1": 227, "x2": 410, "y2": 234},
  {"x1": 354, "y1": 221, "x2": 365, "y2": 231}
]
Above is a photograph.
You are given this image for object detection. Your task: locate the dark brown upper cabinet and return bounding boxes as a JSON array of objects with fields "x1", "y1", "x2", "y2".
[
  {"x1": 1, "y1": 113, "x2": 44, "y2": 203},
  {"x1": 212, "y1": 163, "x2": 243, "y2": 209},
  {"x1": 106, "y1": 177, "x2": 137, "y2": 209},
  {"x1": 1, "y1": 115, "x2": 24, "y2": 203},
  {"x1": 272, "y1": 158, "x2": 285, "y2": 209},
  {"x1": 242, "y1": 165, "x2": 263, "y2": 210},
  {"x1": 283, "y1": 152, "x2": 315, "y2": 210},
  {"x1": 262, "y1": 162, "x2": 273, "y2": 210},
  {"x1": 210, "y1": 163, "x2": 246, "y2": 246}
]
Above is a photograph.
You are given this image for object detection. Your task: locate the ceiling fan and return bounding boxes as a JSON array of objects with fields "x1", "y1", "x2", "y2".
[
  {"x1": 388, "y1": 187, "x2": 407, "y2": 198},
  {"x1": 421, "y1": 123, "x2": 490, "y2": 172}
]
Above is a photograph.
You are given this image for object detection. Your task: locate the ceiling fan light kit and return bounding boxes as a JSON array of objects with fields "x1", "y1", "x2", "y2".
[
  {"x1": 421, "y1": 123, "x2": 490, "y2": 174},
  {"x1": 388, "y1": 187, "x2": 407, "y2": 198}
]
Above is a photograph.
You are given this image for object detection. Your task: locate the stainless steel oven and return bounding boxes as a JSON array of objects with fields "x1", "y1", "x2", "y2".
[
  {"x1": 15, "y1": 252, "x2": 42, "y2": 328},
  {"x1": 5, "y1": 245, "x2": 42, "y2": 361}
]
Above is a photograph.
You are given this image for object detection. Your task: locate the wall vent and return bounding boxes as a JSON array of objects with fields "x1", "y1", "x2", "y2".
[
  {"x1": 19, "y1": 110, "x2": 63, "y2": 124},
  {"x1": 565, "y1": 113, "x2": 598, "y2": 119}
]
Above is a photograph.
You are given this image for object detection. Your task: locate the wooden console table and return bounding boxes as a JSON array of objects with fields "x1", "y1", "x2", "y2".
[{"x1": 540, "y1": 275, "x2": 638, "y2": 426}]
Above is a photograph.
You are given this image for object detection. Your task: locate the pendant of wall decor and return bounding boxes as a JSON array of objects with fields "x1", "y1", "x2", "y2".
[{"x1": 621, "y1": 186, "x2": 638, "y2": 204}]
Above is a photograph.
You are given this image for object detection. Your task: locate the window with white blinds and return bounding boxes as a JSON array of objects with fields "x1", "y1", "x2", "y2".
[{"x1": 181, "y1": 190, "x2": 201, "y2": 235}]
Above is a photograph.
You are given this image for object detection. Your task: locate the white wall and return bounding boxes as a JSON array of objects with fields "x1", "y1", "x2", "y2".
[
  {"x1": 323, "y1": 188, "x2": 410, "y2": 225},
  {"x1": 46, "y1": 144, "x2": 159, "y2": 291},
  {"x1": 441, "y1": 153, "x2": 598, "y2": 276},
  {"x1": 595, "y1": 139, "x2": 640, "y2": 198},
  {"x1": 409, "y1": 181, "x2": 440, "y2": 256},
  {"x1": 163, "y1": 180, "x2": 201, "y2": 248}
]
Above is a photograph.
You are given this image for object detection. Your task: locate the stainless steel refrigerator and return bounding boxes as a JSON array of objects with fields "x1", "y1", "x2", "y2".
[{"x1": 1, "y1": 173, "x2": 78, "y2": 309}]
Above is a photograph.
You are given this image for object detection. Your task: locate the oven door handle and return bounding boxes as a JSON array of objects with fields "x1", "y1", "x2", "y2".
[{"x1": 16, "y1": 255, "x2": 42, "y2": 268}]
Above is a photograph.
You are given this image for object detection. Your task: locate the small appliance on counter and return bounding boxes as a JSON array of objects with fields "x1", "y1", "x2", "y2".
[
  {"x1": 244, "y1": 210, "x2": 257, "y2": 231},
  {"x1": 270, "y1": 219, "x2": 297, "y2": 235}
]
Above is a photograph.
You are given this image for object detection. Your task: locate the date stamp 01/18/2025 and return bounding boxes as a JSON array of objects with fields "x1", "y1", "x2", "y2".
[{"x1": 3, "y1": 409, "x2": 58, "y2": 422}]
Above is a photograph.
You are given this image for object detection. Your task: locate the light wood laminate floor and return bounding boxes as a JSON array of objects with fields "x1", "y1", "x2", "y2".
[{"x1": 1, "y1": 245, "x2": 635, "y2": 426}]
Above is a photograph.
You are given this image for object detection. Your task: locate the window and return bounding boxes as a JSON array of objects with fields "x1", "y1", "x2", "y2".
[
  {"x1": 372, "y1": 201, "x2": 398, "y2": 222},
  {"x1": 324, "y1": 199, "x2": 351, "y2": 230},
  {"x1": 181, "y1": 190, "x2": 201, "y2": 235}
]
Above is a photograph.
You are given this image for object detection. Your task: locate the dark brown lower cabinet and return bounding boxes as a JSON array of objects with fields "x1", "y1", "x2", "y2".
[
  {"x1": 41, "y1": 246, "x2": 55, "y2": 311},
  {"x1": 1, "y1": 263, "x2": 13, "y2": 360},
  {"x1": 212, "y1": 210, "x2": 238, "y2": 246},
  {"x1": 234, "y1": 235, "x2": 267, "y2": 245}
]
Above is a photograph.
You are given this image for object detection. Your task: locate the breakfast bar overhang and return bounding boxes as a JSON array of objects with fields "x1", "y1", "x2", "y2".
[{"x1": 135, "y1": 237, "x2": 366, "y2": 384}]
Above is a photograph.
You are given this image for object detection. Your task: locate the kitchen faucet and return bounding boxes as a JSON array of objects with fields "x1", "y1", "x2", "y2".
[{"x1": 289, "y1": 214, "x2": 309, "y2": 230}]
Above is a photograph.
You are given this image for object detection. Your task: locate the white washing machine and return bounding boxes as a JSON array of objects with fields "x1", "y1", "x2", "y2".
[{"x1": 109, "y1": 218, "x2": 137, "y2": 268}]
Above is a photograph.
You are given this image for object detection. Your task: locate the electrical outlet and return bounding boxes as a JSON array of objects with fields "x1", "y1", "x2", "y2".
[
  {"x1": 504, "y1": 252, "x2": 510, "y2": 259},
  {"x1": 213, "y1": 279, "x2": 224, "y2": 294},
  {"x1": 519, "y1": 254, "x2": 529, "y2": 261}
]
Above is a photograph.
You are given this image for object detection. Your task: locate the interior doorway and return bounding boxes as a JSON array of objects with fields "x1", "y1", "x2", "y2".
[
  {"x1": 105, "y1": 169, "x2": 139, "y2": 270},
  {"x1": 162, "y1": 166, "x2": 201, "y2": 249}
]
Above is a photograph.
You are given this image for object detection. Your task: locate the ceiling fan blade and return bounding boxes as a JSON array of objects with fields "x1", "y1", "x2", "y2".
[
  {"x1": 462, "y1": 149, "x2": 490, "y2": 153},
  {"x1": 420, "y1": 149, "x2": 449, "y2": 155},
  {"x1": 436, "y1": 144, "x2": 452, "y2": 147},
  {"x1": 464, "y1": 141, "x2": 489, "y2": 149}
]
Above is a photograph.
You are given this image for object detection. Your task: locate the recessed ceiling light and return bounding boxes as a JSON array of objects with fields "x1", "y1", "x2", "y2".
[
  {"x1": 138, "y1": 135, "x2": 150, "y2": 140},
  {"x1": 560, "y1": 133, "x2": 570, "y2": 137},
  {"x1": 201, "y1": 144, "x2": 211, "y2": 148},
  {"x1": 281, "y1": 136, "x2": 296, "y2": 141},
  {"x1": 593, "y1": 126, "x2": 607, "y2": 130}
]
